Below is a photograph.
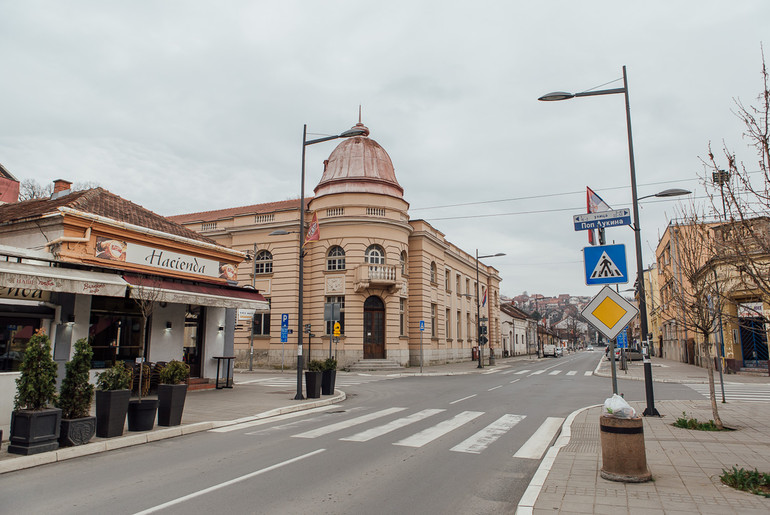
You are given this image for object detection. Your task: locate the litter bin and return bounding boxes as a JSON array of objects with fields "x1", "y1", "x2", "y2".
[
  {"x1": 472, "y1": 346, "x2": 479, "y2": 360},
  {"x1": 488, "y1": 348, "x2": 496, "y2": 366},
  {"x1": 599, "y1": 414, "x2": 651, "y2": 482}
]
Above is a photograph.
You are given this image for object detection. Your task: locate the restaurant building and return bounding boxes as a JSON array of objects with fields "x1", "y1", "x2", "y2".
[{"x1": 0, "y1": 180, "x2": 268, "y2": 435}]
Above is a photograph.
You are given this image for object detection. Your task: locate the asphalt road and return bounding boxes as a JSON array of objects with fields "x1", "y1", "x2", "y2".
[{"x1": 0, "y1": 352, "x2": 700, "y2": 514}]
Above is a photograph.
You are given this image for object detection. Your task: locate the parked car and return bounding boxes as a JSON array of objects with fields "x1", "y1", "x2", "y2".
[
  {"x1": 542, "y1": 343, "x2": 558, "y2": 357},
  {"x1": 586, "y1": 346, "x2": 594, "y2": 351},
  {"x1": 605, "y1": 347, "x2": 644, "y2": 361},
  {"x1": 555, "y1": 347, "x2": 563, "y2": 357}
]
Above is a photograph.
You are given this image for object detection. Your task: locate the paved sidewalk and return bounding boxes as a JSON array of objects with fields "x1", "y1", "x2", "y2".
[
  {"x1": 594, "y1": 354, "x2": 769, "y2": 384},
  {"x1": 520, "y1": 355, "x2": 770, "y2": 515}
]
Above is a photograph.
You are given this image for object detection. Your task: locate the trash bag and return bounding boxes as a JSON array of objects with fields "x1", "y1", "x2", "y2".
[{"x1": 603, "y1": 394, "x2": 636, "y2": 418}]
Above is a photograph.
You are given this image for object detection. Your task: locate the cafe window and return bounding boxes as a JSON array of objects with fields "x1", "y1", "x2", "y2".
[
  {"x1": 252, "y1": 299, "x2": 271, "y2": 336},
  {"x1": 89, "y1": 296, "x2": 144, "y2": 368},
  {"x1": 0, "y1": 318, "x2": 39, "y2": 372}
]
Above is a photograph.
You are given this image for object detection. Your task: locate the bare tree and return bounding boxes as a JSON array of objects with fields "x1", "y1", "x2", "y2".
[
  {"x1": 666, "y1": 213, "x2": 729, "y2": 429},
  {"x1": 131, "y1": 278, "x2": 165, "y2": 400},
  {"x1": 18, "y1": 178, "x2": 101, "y2": 201}
]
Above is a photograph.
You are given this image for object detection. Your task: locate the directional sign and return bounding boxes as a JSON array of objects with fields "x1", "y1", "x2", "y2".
[
  {"x1": 583, "y1": 244, "x2": 628, "y2": 285},
  {"x1": 581, "y1": 286, "x2": 638, "y2": 340},
  {"x1": 573, "y1": 208, "x2": 631, "y2": 231},
  {"x1": 615, "y1": 327, "x2": 628, "y2": 349}
]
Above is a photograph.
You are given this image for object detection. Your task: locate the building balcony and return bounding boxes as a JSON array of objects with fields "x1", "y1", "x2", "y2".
[{"x1": 355, "y1": 264, "x2": 401, "y2": 293}]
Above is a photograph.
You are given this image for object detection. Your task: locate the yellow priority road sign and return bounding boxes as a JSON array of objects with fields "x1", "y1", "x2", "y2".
[{"x1": 581, "y1": 286, "x2": 639, "y2": 340}]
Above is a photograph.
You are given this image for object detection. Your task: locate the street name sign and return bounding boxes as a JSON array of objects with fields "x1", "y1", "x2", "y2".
[
  {"x1": 581, "y1": 286, "x2": 638, "y2": 340},
  {"x1": 573, "y1": 209, "x2": 631, "y2": 231},
  {"x1": 583, "y1": 244, "x2": 628, "y2": 285}
]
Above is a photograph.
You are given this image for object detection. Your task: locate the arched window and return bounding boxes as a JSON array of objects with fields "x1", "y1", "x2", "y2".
[
  {"x1": 254, "y1": 250, "x2": 273, "y2": 274},
  {"x1": 327, "y1": 246, "x2": 346, "y2": 271},
  {"x1": 400, "y1": 251, "x2": 408, "y2": 275},
  {"x1": 430, "y1": 262, "x2": 437, "y2": 283},
  {"x1": 365, "y1": 245, "x2": 385, "y2": 265}
]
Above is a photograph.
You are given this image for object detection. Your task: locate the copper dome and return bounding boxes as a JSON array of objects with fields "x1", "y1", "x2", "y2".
[{"x1": 313, "y1": 123, "x2": 404, "y2": 199}]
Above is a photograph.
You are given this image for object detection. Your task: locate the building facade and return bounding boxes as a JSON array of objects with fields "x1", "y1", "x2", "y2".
[{"x1": 172, "y1": 122, "x2": 502, "y2": 368}]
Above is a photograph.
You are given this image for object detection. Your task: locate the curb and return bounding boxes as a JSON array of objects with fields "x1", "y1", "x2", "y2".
[
  {"x1": 515, "y1": 404, "x2": 601, "y2": 515},
  {"x1": 0, "y1": 390, "x2": 346, "y2": 475}
]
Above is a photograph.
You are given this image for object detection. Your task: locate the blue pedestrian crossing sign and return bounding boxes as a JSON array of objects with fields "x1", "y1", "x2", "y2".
[{"x1": 583, "y1": 244, "x2": 628, "y2": 285}]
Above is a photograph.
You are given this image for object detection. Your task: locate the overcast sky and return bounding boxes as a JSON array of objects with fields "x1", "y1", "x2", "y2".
[{"x1": 1, "y1": 1, "x2": 767, "y2": 298}]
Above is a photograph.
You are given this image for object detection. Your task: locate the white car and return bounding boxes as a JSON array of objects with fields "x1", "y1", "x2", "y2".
[{"x1": 586, "y1": 346, "x2": 594, "y2": 351}]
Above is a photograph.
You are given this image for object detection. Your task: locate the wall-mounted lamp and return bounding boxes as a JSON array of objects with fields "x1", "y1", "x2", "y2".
[
  {"x1": 166, "y1": 321, "x2": 173, "y2": 330},
  {"x1": 66, "y1": 314, "x2": 75, "y2": 326},
  {"x1": 218, "y1": 325, "x2": 225, "y2": 332}
]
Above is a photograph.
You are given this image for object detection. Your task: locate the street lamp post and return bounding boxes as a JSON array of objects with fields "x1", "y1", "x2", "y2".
[
  {"x1": 475, "y1": 250, "x2": 505, "y2": 369},
  {"x1": 539, "y1": 67, "x2": 689, "y2": 416},
  {"x1": 282, "y1": 123, "x2": 367, "y2": 400}
]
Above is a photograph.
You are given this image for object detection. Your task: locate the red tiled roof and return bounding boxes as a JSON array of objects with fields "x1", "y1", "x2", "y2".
[
  {"x1": 168, "y1": 198, "x2": 308, "y2": 224},
  {"x1": 0, "y1": 188, "x2": 216, "y2": 245}
]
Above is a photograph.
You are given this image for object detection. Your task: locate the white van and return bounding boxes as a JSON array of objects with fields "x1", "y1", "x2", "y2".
[{"x1": 543, "y1": 343, "x2": 558, "y2": 357}]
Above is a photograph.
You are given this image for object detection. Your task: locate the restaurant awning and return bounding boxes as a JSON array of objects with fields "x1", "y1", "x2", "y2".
[
  {"x1": 123, "y1": 274, "x2": 269, "y2": 311},
  {"x1": 0, "y1": 261, "x2": 128, "y2": 297}
]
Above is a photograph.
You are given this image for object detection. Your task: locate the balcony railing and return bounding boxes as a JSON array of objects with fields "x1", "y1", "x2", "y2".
[{"x1": 355, "y1": 264, "x2": 401, "y2": 293}]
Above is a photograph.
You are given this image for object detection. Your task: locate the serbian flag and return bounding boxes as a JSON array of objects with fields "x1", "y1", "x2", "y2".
[
  {"x1": 587, "y1": 187, "x2": 611, "y2": 245},
  {"x1": 481, "y1": 287, "x2": 487, "y2": 307},
  {"x1": 304, "y1": 212, "x2": 320, "y2": 245}
]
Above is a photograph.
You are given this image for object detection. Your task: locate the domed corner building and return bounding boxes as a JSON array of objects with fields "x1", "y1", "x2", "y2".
[{"x1": 170, "y1": 121, "x2": 502, "y2": 369}]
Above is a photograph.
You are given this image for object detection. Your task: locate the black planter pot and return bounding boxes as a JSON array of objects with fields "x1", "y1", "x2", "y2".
[
  {"x1": 127, "y1": 399, "x2": 159, "y2": 431},
  {"x1": 157, "y1": 384, "x2": 188, "y2": 427},
  {"x1": 59, "y1": 416, "x2": 97, "y2": 447},
  {"x1": 321, "y1": 370, "x2": 337, "y2": 395},
  {"x1": 95, "y1": 389, "x2": 131, "y2": 438},
  {"x1": 305, "y1": 371, "x2": 322, "y2": 399},
  {"x1": 8, "y1": 408, "x2": 62, "y2": 455}
]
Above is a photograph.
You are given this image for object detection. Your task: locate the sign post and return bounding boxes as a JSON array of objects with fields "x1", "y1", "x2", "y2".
[
  {"x1": 419, "y1": 320, "x2": 425, "y2": 373},
  {"x1": 281, "y1": 314, "x2": 289, "y2": 373}
]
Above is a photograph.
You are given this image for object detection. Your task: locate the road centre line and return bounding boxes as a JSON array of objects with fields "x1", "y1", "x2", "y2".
[
  {"x1": 132, "y1": 449, "x2": 326, "y2": 515},
  {"x1": 450, "y1": 394, "x2": 477, "y2": 404},
  {"x1": 510, "y1": 378, "x2": 520, "y2": 384},
  {"x1": 488, "y1": 385, "x2": 503, "y2": 391},
  {"x1": 513, "y1": 417, "x2": 564, "y2": 460}
]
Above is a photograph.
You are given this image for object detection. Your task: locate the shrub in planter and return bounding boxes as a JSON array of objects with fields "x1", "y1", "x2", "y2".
[
  {"x1": 95, "y1": 362, "x2": 132, "y2": 438},
  {"x1": 157, "y1": 360, "x2": 190, "y2": 426},
  {"x1": 56, "y1": 338, "x2": 96, "y2": 447},
  {"x1": 9, "y1": 329, "x2": 62, "y2": 455},
  {"x1": 321, "y1": 357, "x2": 337, "y2": 395},
  {"x1": 305, "y1": 360, "x2": 324, "y2": 399}
]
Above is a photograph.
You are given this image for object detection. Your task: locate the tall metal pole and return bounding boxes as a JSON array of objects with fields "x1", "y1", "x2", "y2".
[
  {"x1": 295, "y1": 124, "x2": 307, "y2": 400},
  {"x1": 249, "y1": 242, "x2": 257, "y2": 371},
  {"x1": 622, "y1": 66, "x2": 659, "y2": 416},
  {"x1": 476, "y1": 249, "x2": 483, "y2": 369}
]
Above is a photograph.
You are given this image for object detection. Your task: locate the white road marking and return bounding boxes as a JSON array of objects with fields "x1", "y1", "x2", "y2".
[
  {"x1": 510, "y1": 378, "x2": 520, "y2": 384},
  {"x1": 132, "y1": 449, "x2": 325, "y2": 514},
  {"x1": 529, "y1": 370, "x2": 545, "y2": 375},
  {"x1": 341, "y1": 409, "x2": 445, "y2": 442},
  {"x1": 394, "y1": 411, "x2": 484, "y2": 448},
  {"x1": 513, "y1": 417, "x2": 564, "y2": 460},
  {"x1": 450, "y1": 394, "x2": 477, "y2": 405},
  {"x1": 566, "y1": 371, "x2": 577, "y2": 376},
  {"x1": 292, "y1": 407, "x2": 406, "y2": 438},
  {"x1": 548, "y1": 370, "x2": 561, "y2": 375},
  {"x1": 584, "y1": 371, "x2": 593, "y2": 376},
  {"x1": 450, "y1": 414, "x2": 526, "y2": 454},
  {"x1": 210, "y1": 405, "x2": 339, "y2": 433},
  {"x1": 488, "y1": 385, "x2": 503, "y2": 391},
  {"x1": 515, "y1": 370, "x2": 531, "y2": 375}
]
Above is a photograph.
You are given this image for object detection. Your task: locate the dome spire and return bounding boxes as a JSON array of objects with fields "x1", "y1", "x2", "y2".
[{"x1": 350, "y1": 105, "x2": 369, "y2": 137}]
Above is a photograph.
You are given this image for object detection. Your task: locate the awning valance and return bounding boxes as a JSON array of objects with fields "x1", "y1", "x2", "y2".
[
  {"x1": 123, "y1": 275, "x2": 269, "y2": 311},
  {"x1": 0, "y1": 261, "x2": 128, "y2": 298}
]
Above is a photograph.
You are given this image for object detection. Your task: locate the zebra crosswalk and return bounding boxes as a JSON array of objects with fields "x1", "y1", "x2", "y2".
[
  {"x1": 236, "y1": 375, "x2": 390, "y2": 388},
  {"x1": 685, "y1": 383, "x2": 770, "y2": 403}
]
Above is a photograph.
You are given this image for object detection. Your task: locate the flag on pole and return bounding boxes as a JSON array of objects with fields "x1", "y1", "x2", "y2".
[
  {"x1": 587, "y1": 187, "x2": 611, "y2": 245},
  {"x1": 304, "y1": 212, "x2": 320, "y2": 245},
  {"x1": 481, "y1": 287, "x2": 487, "y2": 307}
]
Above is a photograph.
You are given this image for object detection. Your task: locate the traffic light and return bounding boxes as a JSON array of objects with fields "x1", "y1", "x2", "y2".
[{"x1": 480, "y1": 325, "x2": 487, "y2": 335}]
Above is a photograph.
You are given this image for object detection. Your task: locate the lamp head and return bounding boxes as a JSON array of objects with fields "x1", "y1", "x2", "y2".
[
  {"x1": 269, "y1": 230, "x2": 290, "y2": 236},
  {"x1": 655, "y1": 188, "x2": 691, "y2": 198},
  {"x1": 538, "y1": 91, "x2": 575, "y2": 101}
]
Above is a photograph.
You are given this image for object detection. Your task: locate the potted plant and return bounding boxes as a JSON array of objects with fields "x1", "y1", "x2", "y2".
[
  {"x1": 321, "y1": 357, "x2": 337, "y2": 395},
  {"x1": 305, "y1": 360, "x2": 323, "y2": 399},
  {"x1": 8, "y1": 329, "x2": 61, "y2": 455},
  {"x1": 56, "y1": 338, "x2": 96, "y2": 447},
  {"x1": 127, "y1": 362, "x2": 158, "y2": 431},
  {"x1": 95, "y1": 361, "x2": 132, "y2": 438},
  {"x1": 157, "y1": 360, "x2": 190, "y2": 426}
]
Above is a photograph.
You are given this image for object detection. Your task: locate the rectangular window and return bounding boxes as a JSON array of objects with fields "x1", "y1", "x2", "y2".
[
  {"x1": 446, "y1": 308, "x2": 451, "y2": 339},
  {"x1": 431, "y1": 304, "x2": 437, "y2": 337},
  {"x1": 252, "y1": 299, "x2": 272, "y2": 336},
  {"x1": 457, "y1": 310, "x2": 462, "y2": 340},
  {"x1": 445, "y1": 270, "x2": 451, "y2": 291},
  {"x1": 466, "y1": 278, "x2": 471, "y2": 296},
  {"x1": 400, "y1": 298, "x2": 406, "y2": 336},
  {"x1": 325, "y1": 296, "x2": 345, "y2": 335},
  {"x1": 456, "y1": 274, "x2": 461, "y2": 295},
  {"x1": 467, "y1": 313, "x2": 472, "y2": 341}
]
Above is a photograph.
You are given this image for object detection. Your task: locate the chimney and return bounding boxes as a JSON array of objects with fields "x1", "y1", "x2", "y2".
[
  {"x1": 51, "y1": 179, "x2": 73, "y2": 200},
  {"x1": 53, "y1": 179, "x2": 72, "y2": 193}
]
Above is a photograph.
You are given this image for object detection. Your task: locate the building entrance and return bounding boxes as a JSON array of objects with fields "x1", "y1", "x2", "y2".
[
  {"x1": 363, "y1": 296, "x2": 385, "y2": 359},
  {"x1": 184, "y1": 306, "x2": 205, "y2": 377},
  {"x1": 739, "y1": 317, "x2": 769, "y2": 368}
]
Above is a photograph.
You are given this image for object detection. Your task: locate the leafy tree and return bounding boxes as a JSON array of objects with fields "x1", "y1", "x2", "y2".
[{"x1": 14, "y1": 329, "x2": 58, "y2": 411}]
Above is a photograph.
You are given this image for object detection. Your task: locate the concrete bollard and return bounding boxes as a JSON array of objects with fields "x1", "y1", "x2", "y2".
[{"x1": 599, "y1": 414, "x2": 652, "y2": 482}]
